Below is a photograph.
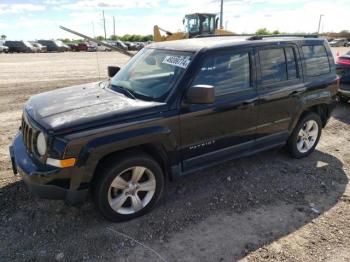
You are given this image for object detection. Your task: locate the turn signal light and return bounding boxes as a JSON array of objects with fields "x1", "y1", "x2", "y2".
[{"x1": 46, "y1": 158, "x2": 76, "y2": 168}]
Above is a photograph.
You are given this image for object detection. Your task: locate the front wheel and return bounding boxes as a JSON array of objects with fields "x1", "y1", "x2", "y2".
[
  {"x1": 287, "y1": 112, "x2": 322, "y2": 159},
  {"x1": 94, "y1": 153, "x2": 165, "y2": 222}
]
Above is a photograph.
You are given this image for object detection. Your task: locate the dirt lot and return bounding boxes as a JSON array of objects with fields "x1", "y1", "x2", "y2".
[{"x1": 0, "y1": 48, "x2": 350, "y2": 262}]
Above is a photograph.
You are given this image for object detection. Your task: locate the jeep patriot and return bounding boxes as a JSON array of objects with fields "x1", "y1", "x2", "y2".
[{"x1": 10, "y1": 35, "x2": 338, "y2": 221}]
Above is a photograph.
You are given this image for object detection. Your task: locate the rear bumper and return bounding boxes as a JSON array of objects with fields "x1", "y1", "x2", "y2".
[
  {"x1": 339, "y1": 83, "x2": 350, "y2": 98},
  {"x1": 10, "y1": 132, "x2": 89, "y2": 205}
]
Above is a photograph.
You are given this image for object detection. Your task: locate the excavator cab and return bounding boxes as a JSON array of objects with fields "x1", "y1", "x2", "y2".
[{"x1": 183, "y1": 13, "x2": 219, "y2": 38}]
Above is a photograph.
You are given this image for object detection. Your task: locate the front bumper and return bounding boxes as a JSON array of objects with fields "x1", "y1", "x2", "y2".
[{"x1": 10, "y1": 132, "x2": 89, "y2": 205}]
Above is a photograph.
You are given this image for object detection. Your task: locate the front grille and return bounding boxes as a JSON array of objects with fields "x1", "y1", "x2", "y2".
[{"x1": 21, "y1": 114, "x2": 38, "y2": 155}]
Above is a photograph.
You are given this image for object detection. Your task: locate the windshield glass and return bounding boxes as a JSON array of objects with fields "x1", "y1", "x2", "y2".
[
  {"x1": 185, "y1": 16, "x2": 200, "y2": 33},
  {"x1": 55, "y1": 40, "x2": 64, "y2": 47},
  {"x1": 23, "y1": 41, "x2": 33, "y2": 47},
  {"x1": 110, "y1": 48, "x2": 193, "y2": 101}
]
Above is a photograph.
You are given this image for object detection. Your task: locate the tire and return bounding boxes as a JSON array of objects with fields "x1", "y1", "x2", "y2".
[
  {"x1": 94, "y1": 152, "x2": 165, "y2": 222},
  {"x1": 287, "y1": 112, "x2": 322, "y2": 159}
]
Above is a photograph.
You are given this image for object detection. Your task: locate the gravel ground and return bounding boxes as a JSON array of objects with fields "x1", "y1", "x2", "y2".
[{"x1": 0, "y1": 49, "x2": 349, "y2": 262}]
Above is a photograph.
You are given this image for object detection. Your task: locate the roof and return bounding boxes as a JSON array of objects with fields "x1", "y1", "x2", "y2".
[
  {"x1": 185, "y1": 13, "x2": 217, "y2": 17},
  {"x1": 147, "y1": 36, "x2": 325, "y2": 52}
]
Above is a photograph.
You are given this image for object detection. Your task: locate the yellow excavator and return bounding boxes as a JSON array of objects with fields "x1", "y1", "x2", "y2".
[{"x1": 154, "y1": 13, "x2": 233, "y2": 42}]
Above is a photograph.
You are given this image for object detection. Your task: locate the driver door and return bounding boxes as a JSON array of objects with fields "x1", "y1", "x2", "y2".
[{"x1": 179, "y1": 48, "x2": 258, "y2": 173}]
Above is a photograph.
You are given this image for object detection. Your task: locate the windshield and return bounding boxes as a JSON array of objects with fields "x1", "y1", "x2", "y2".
[
  {"x1": 185, "y1": 16, "x2": 200, "y2": 33},
  {"x1": 23, "y1": 41, "x2": 33, "y2": 47},
  {"x1": 55, "y1": 40, "x2": 64, "y2": 47},
  {"x1": 110, "y1": 48, "x2": 193, "y2": 102}
]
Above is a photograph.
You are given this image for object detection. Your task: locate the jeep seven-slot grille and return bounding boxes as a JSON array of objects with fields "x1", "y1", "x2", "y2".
[{"x1": 21, "y1": 115, "x2": 37, "y2": 154}]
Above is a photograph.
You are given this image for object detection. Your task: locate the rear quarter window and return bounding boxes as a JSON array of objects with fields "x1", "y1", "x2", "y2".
[{"x1": 302, "y1": 45, "x2": 331, "y2": 77}]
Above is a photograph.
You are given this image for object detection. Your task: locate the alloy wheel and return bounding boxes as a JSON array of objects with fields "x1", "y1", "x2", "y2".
[
  {"x1": 296, "y1": 120, "x2": 319, "y2": 153},
  {"x1": 107, "y1": 166, "x2": 156, "y2": 215}
]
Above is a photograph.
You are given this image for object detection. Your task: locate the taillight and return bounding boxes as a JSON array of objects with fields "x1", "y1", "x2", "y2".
[{"x1": 337, "y1": 58, "x2": 350, "y2": 65}]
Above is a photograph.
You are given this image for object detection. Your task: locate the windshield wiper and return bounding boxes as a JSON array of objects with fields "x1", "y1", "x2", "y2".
[{"x1": 110, "y1": 84, "x2": 136, "y2": 100}]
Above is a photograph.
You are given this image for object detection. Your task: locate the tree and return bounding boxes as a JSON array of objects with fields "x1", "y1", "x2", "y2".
[
  {"x1": 255, "y1": 28, "x2": 270, "y2": 35},
  {"x1": 96, "y1": 36, "x2": 105, "y2": 41},
  {"x1": 272, "y1": 30, "x2": 280, "y2": 35},
  {"x1": 0, "y1": 35, "x2": 6, "y2": 40},
  {"x1": 110, "y1": 35, "x2": 118, "y2": 41}
]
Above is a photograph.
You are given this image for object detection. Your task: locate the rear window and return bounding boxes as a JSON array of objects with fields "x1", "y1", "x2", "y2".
[{"x1": 302, "y1": 45, "x2": 330, "y2": 77}]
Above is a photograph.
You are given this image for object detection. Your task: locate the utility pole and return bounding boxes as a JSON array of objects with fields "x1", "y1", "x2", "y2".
[
  {"x1": 113, "y1": 16, "x2": 116, "y2": 37},
  {"x1": 102, "y1": 10, "x2": 107, "y2": 39},
  {"x1": 92, "y1": 22, "x2": 95, "y2": 37},
  {"x1": 220, "y1": 0, "x2": 224, "y2": 29},
  {"x1": 317, "y1": 14, "x2": 324, "y2": 35}
]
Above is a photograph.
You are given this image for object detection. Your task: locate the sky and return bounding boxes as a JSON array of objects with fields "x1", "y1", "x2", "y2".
[{"x1": 0, "y1": 0, "x2": 349, "y2": 40}]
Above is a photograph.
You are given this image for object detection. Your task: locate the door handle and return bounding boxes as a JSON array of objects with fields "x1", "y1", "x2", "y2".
[
  {"x1": 237, "y1": 100, "x2": 256, "y2": 110},
  {"x1": 289, "y1": 89, "x2": 304, "y2": 97}
]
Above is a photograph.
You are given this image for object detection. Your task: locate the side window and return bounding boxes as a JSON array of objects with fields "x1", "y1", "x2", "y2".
[
  {"x1": 285, "y1": 47, "x2": 298, "y2": 80},
  {"x1": 259, "y1": 48, "x2": 287, "y2": 83},
  {"x1": 259, "y1": 47, "x2": 299, "y2": 84},
  {"x1": 302, "y1": 45, "x2": 330, "y2": 77},
  {"x1": 192, "y1": 52, "x2": 251, "y2": 96}
]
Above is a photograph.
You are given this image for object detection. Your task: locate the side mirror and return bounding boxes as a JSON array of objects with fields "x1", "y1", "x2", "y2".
[
  {"x1": 108, "y1": 66, "x2": 120, "y2": 78},
  {"x1": 185, "y1": 85, "x2": 215, "y2": 104}
]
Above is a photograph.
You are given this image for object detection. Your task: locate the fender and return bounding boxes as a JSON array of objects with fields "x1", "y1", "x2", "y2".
[
  {"x1": 76, "y1": 124, "x2": 178, "y2": 176},
  {"x1": 288, "y1": 75, "x2": 338, "y2": 132}
]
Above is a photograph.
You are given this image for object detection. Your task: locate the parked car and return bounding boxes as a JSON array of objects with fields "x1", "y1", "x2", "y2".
[
  {"x1": 10, "y1": 35, "x2": 338, "y2": 222},
  {"x1": 336, "y1": 50, "x2": 350, "y2": 102},
  {"x1": 5, "y1": 41, "x2": 35, "y2": 53},
  {"x1": 329, "y1": 38, "x2": 348, "y2": 47},
  {"x1": 89, "y1": 41, "x2": 112, "y2": 52},
  {"x1": 87, "y1": 44, "x2": 97, "y2": 52},
  {"x1": 38, "y1": 40, "x2": 70, "y2": 52},
  {"x1": 116, "y1": 40, "x2": 129, "y2": 51},
  {"x1": 124, "y1": 41, "x2": 137, "y2": 51},
  {"x1": 68, "y1": 43, "x2": 88, "y2": 52},
  {"x1": 30, "y1": 42, "x2": 47, "y2": 53},
  {"x1": 125, "y1": 41, "x2": 146, "y2": 51},
  {"x1": 0, "y1": 41, "x2": 9, "y2": 53}
]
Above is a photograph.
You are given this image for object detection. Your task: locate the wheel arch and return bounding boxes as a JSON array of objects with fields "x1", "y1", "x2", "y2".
[
  {"x1": 90, "y1": 143, "x2": 172, "y2": 189},
  {"x1": 301, "y1": 104, "x2": 331, "y2": 127}
]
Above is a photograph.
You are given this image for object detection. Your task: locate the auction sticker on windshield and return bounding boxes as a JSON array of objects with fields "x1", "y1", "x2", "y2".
[{"x1": 162, "y1": 56, "x2": 191, "y2": 69}]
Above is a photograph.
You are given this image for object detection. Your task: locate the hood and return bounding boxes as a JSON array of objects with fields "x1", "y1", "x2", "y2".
[{"x1": 25, "y1": 82, "x2": 165, "y2": 134}]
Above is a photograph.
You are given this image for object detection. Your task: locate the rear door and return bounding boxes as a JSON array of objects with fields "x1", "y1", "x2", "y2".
[
  {"x1": 255, "y1": 44, "x2": 304, "y2": 145},
  {"x1": 179, "y1": 48, "x2": 258, "y2": 172}
]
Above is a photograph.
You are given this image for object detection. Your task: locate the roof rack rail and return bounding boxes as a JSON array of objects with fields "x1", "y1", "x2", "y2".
[
  {"x1": 247, "y1": 34, "x2": 319, "y2": 40},
  {"x1": 194, "y1": 34, "x2": 238, "y2": 38},
  {"x1": 193, "y1": 34, "x2": 319, "y2": 40}
]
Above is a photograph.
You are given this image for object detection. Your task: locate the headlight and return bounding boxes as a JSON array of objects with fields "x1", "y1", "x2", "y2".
[{"x1": 36, "y1": 132, "x2": 47, "y2": 156}]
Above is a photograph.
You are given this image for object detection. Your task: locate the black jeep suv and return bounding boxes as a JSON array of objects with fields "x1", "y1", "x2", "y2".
[{"x1": 10, "y1": 36, "x2": 338, "y2": 221}]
